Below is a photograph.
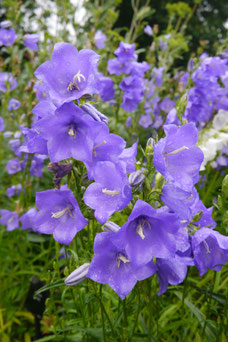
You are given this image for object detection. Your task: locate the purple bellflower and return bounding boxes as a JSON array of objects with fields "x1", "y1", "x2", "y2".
[
  {"x1": 0, "y1": 28, "x2": 17, "y2": 46},
  {"x1": 0, "y1": 210, "x2": 19, "y2": 231},
  {"x1": 8, "y1": 98, "x2": 20, "y2": 111},
  {"x1": 161, "y1": 183, "x2": 216, "y2": 228},
  {"x1": 34, "y1": 102, "x2": 101, "y2": 163},
  {"x1": 6, "y1": 158, "x2": 22, "y2": 175},
  {"x1": 7, "y1": 184, "x2": 22, "y2": 197},
  {"x1": 20, "y1": 208, "x2": 37, "y2": 230},
  {"x1": 84, "y1": 161, "x2": 132, "y2": 224},
  {"x1": 121, "y1": 199, "x2": 179, "y2": 266},
  {"x1": 153, "y1": 123, "x2": 204, "y2": 191},
  {"x1": 118, "y1": 140, "x2": 138, "y2": 173},
  {"x1": 108, "y1": 59, "x2": 133, "y2": 76},
  {"x1": 114, "y1": 42, "x2": 136, "y2": 60},
  {"x1": 192, "y1": 228, "x2": 228, "y2": 276},
  {"x1": 156, "y1": 255, "x2": 193, "y2": 295},
  {"x1": 24, "y1": 33, "x2": 39, "y2": 51},
  {"x1": 84, "y1": 126, "x2": 126, "y2": 180},
  {"x1": 0, "y1": 72, "x2": 17, "y2": 92},
  {"x1": 34, "y1": 188, "x2": 88, "y2": 245},
  {"x1": 139, "y1": 114, "x2": 152, "y2": 128},
  {"x1": 87, "y1": 231, "x2": 157, "y2": 299},
  {"x1": 20, "y1": 126, "x2": 48, "y2": 155},
  {"x1": 34, "y1": 43, "x2": 100, "y2": 107},
  {"x1": 94, "y1": 30, "x2": 106, "y2": 49},
  {"x1": 96, "y1": 74, "x2": 115, "y2": 102}
]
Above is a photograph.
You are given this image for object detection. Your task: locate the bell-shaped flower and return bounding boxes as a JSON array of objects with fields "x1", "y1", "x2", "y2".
[
  {"x1": 83, "y1": 161, "x2": 132, "y2": 224},
  {"x1": 191, "y1": 228, "x2": 228, "y2": 276},
  {"x1": 34, "y1": 102, "x2": 101, "y2": 163},
  {"x1": 34, "y1": 188, "x2": 88, "y2": 245},
  {"x1": 161, "y1": 183, "x2": 216, "y2": 228},
  {"x1": 0, "y1": 210, "x2": 19, "y2": 231},
  {"x1": 121, "y1": 200, "x2": 180, "y2": 266},
  {"x1": 153, "y1": 123, "x2": 204, "y2": 191},
  {"x1": 156, "y1": 255, "x2": 193, "y2": 295},
  {"x1": 87, "y1": 231, "x2": 156, "y2": 299},
  {"x1": 34, "y1": 43, "x2": 100, "y2": 107}
]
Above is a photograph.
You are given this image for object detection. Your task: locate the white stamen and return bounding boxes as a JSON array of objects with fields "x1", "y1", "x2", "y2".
[
  {"x1": 117, "y1": 254, "x2": 130, "y2": 268},
  {"x1": 68, "y1": 127, "x2": 76, "y2": 138},
  {"x1": 203, "y1": 240, "x2": 211, "y2": 254},
  {"x1": 164, "y1": 145, "x2": 189, "y2": 157},
  {"x1": 67, "y1": 70, "x2": 86, "y2": 92},
  {"x1": 51, "y1": 207, "x2": 72, "y2": 219},
  {"x1": 136, "y1": 219, "x2": 151, "y2": 240},
  {"x1": 93, "y1": 141, "x2": 107, "y2": 157},
  {"x1": 102, "y1": 188, "x2": 120, "y2": 196}
]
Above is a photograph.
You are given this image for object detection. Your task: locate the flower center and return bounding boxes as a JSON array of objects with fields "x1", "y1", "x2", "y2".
[
  {"x1": 67, "y1": 70, "x2": 86, "y2": 92},
  {"x1": 136, "y1": 219, "x2": 151, "y2": 240},
  {"x1": 51, "y1": 206, "x2": 73, "y2": 219},
  {"x1": 117, "y1": 254, "x2": 130, "y2": 268},
  {"x1": 102, "y1": 188, "x2": 120, "y2": 196},
  {"x1": 92, "y1": 140, "x2": 107, "y2": 157},
  {"x1": 68, "y1": 126, "x2": 77, "y2": 138}
]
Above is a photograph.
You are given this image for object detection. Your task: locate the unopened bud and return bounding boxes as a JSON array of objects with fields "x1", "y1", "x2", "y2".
[
  {"x1": 65, "y1": 263, "x2": 90, "y2": 286},
  {"x1": 103, "y1": 221, "x2": 120, "y2": 233},
  {"x1": 146, "y1": 137, "x2": 155, "y2": 155},
  {"x1": 192, "y1": 210, "x2": 204, "y2": 223},
  {"x1": 129, "y1": 170, "x2": 145, "y2": 187},
  {"x1": 81, "y1": 103, "x2": 109, "y2": 125},
  {"x1": 48, "y1": 162, "x2": 73, "y2": 189}
]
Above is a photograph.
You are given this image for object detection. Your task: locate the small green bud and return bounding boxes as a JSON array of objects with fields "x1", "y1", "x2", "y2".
[{"x1": 192, "y1": 210, "x2": 204, "y2": 222}]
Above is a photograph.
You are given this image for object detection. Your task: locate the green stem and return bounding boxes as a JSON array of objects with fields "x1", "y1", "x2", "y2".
[{"x1": 100, "y1": 285, "x2": 106, "y2": 342}]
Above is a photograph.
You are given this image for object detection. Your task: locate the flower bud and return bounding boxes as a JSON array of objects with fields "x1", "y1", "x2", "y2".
[
  {"x1": 81, "y1": 103, "x2": 109, "y2": 125},
  {"x1": 65, "y1": 263, "x2": 90, "y2": 286},
  {"x1": 192, "y1": 210, "x2": 204, "y2": 223},
  {"x1": 129, "y1": 170, "x2": 145, "y2": 187},
  {"x1": 103, "y1": 221, "x2": 120, "y2": 233},
  {"x1": 48, "y1": 162, "x2": 73, "y2": 189},
  {"x1": 146, "y1": 137, "x2": 155, "y2": 155}
]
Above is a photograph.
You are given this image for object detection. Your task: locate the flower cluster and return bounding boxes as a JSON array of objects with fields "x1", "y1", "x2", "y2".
[
  {"x1": 1, "y1": 37, "x2": 228, "y2": 302},
  {"x1": 108, "y1": 41, "x2": 149, "y2": 112}
]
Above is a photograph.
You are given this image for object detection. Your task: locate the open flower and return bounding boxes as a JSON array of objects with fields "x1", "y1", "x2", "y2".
[
  {"x1": 84, "y1": 161, "x2": 132, "y2": 224},
  {"x1": 34, "y1": 188, "x2": 88, "y2": 245},
  {"x1": 34, "y1": 43, "x2": 100, "y2": 107}
]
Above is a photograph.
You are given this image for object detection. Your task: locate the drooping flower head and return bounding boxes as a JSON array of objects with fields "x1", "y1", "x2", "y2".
[
  {"x1": 34, "y1": 43, "x2": 100, "y2": 107},
  {"x1": 34, "y1": 188, "x2": 88, "y2": 245}
]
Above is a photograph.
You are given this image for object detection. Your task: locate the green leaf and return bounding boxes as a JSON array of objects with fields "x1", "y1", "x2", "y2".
[{"x1": 34, "y1": 279, "x2": 65, "y2": 297}]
